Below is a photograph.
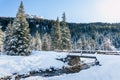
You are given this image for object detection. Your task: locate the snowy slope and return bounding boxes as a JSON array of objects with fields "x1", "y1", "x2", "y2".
[{"x1": 23, "y1": 54, "x2": 120, "y2": 80}]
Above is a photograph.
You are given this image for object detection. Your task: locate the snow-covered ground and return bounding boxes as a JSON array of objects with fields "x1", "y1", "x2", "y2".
[
  {"x1": 0, "y1": 51, "x2": 120, "y2": 80},
  {"x1": 23, "y1": 53, "x2": 120, "y2": 80},
  {"x1": 39, "y1": 54, "x2": 120, "y2": 80},
  {"x1": 0, "y1": 51, "x2": 68, "y2": 78}
]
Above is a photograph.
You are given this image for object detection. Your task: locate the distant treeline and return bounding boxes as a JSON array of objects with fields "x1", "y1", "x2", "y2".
[{"x1": 0, "y1": 17, "x2": 120, "y2": 50}]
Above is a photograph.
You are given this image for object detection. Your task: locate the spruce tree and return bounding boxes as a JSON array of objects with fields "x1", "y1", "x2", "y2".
[
  {"x1": 77, "y1": 39, "x2": 82, "y2": 50},
  {"x1": 4, "y1": 1, "x2": 31, "y2": 56},
  {"x1": 31, "y1": 31, "x2": 41, "y2": 51},
  {"x1": 4, "y1": 23, "x2": 13, "y2": 55},
  {"x1": 47, "y1": 34, "x2": 52, "y2": 50},
  {"x1": 0, "y1": 29, "x2": 4, "y2": 52},
  {"x1": 61, "y1": 12, "x2": 72, "y2": 50},
  {"x1": 81, "y1": 36, "x2": 87, "y2": 50},
  {"x1": 30, "y1": 36, "x2": 36, "y2": 50},
  {"x1": 101, "y1": 37, "x2": 116, "y2": 51},
  {"x1": 53, "y1": 17, "x2": 62, "y2": 50},
  {"x1": 89, "y1": 39, "x2": 95, "y2": 50},
  {"x1": 50, "y1": 23, "x2": 55, "y2": 50},
  {"x1": 42, "y1": 33, "x2": 51, "y2": 51}
]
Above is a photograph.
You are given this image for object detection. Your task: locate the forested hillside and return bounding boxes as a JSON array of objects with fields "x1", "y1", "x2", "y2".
[{"x1": 0, "y1": 17, "x2": 120, "y2": 50}]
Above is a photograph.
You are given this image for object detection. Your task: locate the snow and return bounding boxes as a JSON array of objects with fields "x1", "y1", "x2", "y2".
[
  {"x1": 21, "y1": 76, "x2": 44, "y2": 80},
  {"x1": 23, "y1": 54, "x2": 120, "y2": 80},
  {"x1": 0, "y1": 51, "x2": 68, "y2": 77},
  {"x1": 0, "y1": 51, "x2": 120, "y2": 80}
]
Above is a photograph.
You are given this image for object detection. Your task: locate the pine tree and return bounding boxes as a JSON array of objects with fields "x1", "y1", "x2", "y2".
[
  {"x1": 30, "y1": 36, "x2": 36, "y2": 50},
  {"x1": 42, "y1": 33, "x2": 51, "y2": 51},
  {"x1": 4, "y1": 1, "x2": 31, "y2": 56},
  {"x1": 42, "y1": 33, "x2": 48, "y2": 51},
  {"x1": 61, "y1": 12, "x2": 72, "y2": 50},
  {"x1": 31, "y1": 31, "x2": 41, "y2": 51},
  {"x1": 52, "y1": 17, "x2": 62, "y2": 50},
  {"x1": 50, "y1": 23, "x2": 55, "y2": 50},
  {"x1": 47, "y1": 34, "x2": 52, "y2": 50},
  {"x1": 77, "y1": 38, "x2": 82, "y2": 50},
  {"x1": 0, "y1": 29, "x2": 4, "y2": 52},
  {"x1": 81, "y1": 36, "x2": 87, "y2": 50},
  {"x1": 89, "y1": 39, "x2": 95, "y2": 50},
  {"x1": 4, "y1": 22, "x2": 13, "y2": 55},
  {"x1": 101, "y1": 37, "x2": 116, "y2": 51}
]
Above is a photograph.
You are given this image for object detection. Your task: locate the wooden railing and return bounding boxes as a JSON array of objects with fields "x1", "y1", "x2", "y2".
[{"x1": 69, "y1": 50, "x2": 120, "y2": 55}]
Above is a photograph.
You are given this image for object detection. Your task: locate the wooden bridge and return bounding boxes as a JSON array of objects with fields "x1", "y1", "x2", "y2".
[{"x1": 69, "y1": 50, "x2": 120, "y2": 55}]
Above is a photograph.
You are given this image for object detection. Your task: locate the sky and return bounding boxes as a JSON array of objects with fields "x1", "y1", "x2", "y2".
[{"x1": 0, "y1": 0, "x2": 120, "y2": 23}]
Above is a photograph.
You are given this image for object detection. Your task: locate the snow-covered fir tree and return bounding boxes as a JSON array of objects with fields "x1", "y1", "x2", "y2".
[
  {"x1": 42, "y1": 33, "x2": 51, "y2": 51},
  {"x1": 47, "y1": 34, "x2": 52, "y2": 50},
  {"x1": 4, "y1": 22, "x2": 13, "y2": 54},
  {"x1": 77, "y1": 39, "x2": 82, "y2": 50},
  {"x1": 52, "y1": 17, "x2": 62, "y2": 50},
  {"x1": 50, "y1": 22, "x2": 55, "y2": 50},
  {"x1": 4, "y1": 1, "x2": 31, "y2": 56},
  {"x1": 31, "y1": 31, "x2": 41, "y2": 51},
  {"x1": 100, "y1": 37, "x2": 116, "y2": 51},
  {"x1": 89, "y1": 38, "x2": 95, "y2": 50},
  {"x1": 30, "y1": 37, "x2": 35, "y2": 50},
  {"x1": 81, "y1": 36, "x2": 87, "y2": 50},
  {"x1": 61, "y1": 12, "x2": 72, "y2": 50},
  {"x1": 0, "y1": 29, "x2": 4, "y2": 52}
]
